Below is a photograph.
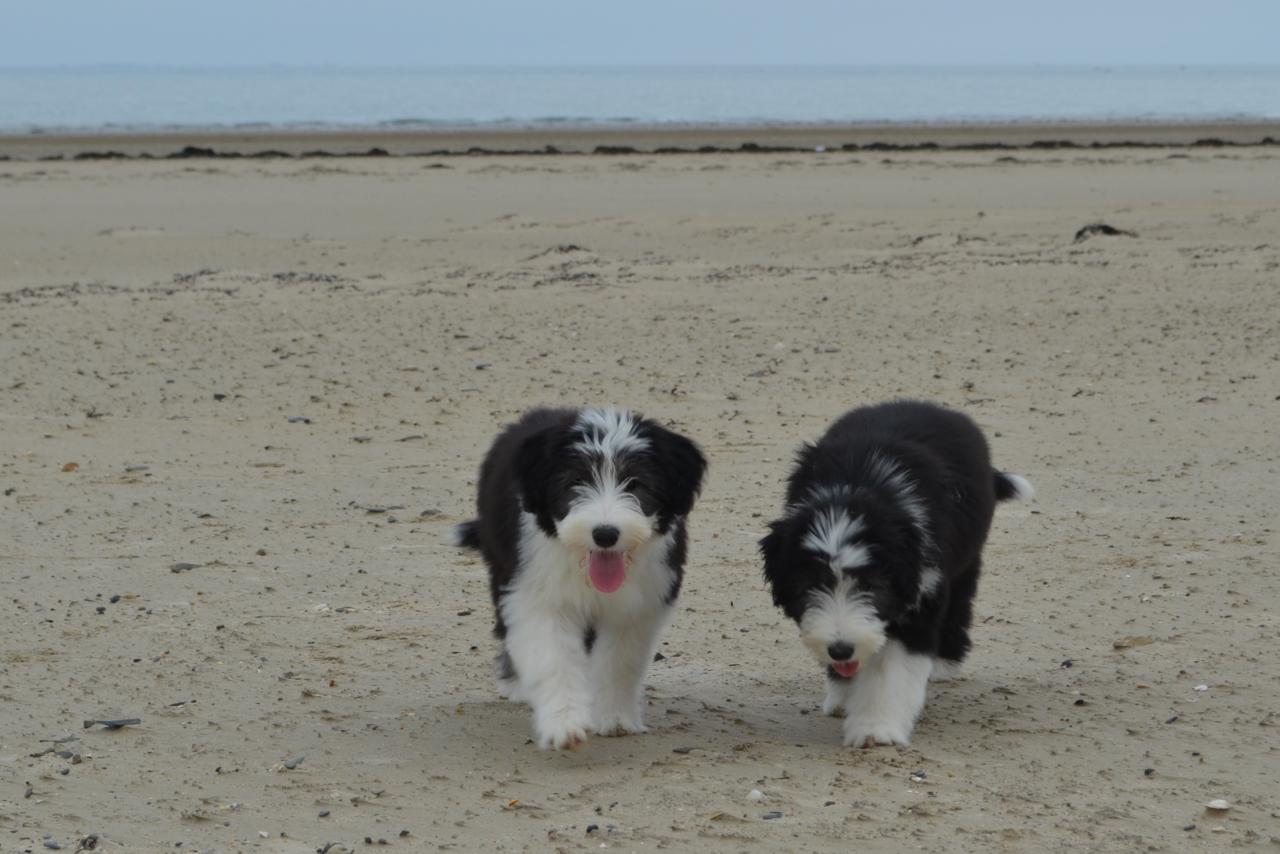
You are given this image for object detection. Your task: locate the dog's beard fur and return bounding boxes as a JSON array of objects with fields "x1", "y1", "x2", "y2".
[
  {"x1": 798, "y1": 573, "x2": 888, "y2": 670},
  {"x1": 556, "y1": 460, "x2": 655, "y2": 556}
]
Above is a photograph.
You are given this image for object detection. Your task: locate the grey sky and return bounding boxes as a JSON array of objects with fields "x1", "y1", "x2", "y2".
[{"x1": 2, "y1": 0, "x2": 1276, "y2": 67}]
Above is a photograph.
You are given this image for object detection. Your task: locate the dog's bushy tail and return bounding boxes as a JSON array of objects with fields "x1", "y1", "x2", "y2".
[
  {"x1": 451, "y1": 519, "x2": 482, "y2": 550},
  {"x1": 994, "y1": 471, "x2": 1034, "y2": 502}
]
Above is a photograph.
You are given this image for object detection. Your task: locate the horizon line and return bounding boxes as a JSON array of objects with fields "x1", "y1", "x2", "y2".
[{"x1": 4, "y1": 62, "x2": 1280, "y2": 72}]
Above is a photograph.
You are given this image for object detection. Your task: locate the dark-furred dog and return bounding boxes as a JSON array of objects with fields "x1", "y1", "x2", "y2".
[
  {"x1": 760, "y1": 400, "x2": 1031, "y2": 747},
  {"x1": 455, "y1": 407, "x2": 706, "y2": 749}
]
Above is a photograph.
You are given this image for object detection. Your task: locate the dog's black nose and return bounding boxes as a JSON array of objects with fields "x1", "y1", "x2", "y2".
[
  {"x1": 827, "y1": 642, "x2": 855, "y2": 662},
  {"x1": 592, "y1": 525, "x2": 620, "y2": 548}
]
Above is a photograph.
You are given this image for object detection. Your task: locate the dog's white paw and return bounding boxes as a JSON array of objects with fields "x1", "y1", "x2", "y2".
[
  {"x1": 593, "y1": 705, "x2": 647, "y2": 737},
  {"x1": 535, "y1": 706, "x2": 592, "y2": 751},
  {"x1": 822, "y1": 687, "x2": 847, "y2": 717},
  {"x1": 843, "y1": 717, "x2": 912, "y2": 748},
  {"x1": 497, "y1": 676, "x2": 528, "y2": 703},
  {"x1": 929, "y1": 659, "x2": 963, "y2": 682},
  {"x1": 594, "y1": 718, "x2": 647, "y2": 738}
]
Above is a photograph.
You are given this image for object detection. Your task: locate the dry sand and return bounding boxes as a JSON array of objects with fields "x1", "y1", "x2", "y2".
[{"x1": 1, "y1": 133, "x2": 1278, "y2": 852}]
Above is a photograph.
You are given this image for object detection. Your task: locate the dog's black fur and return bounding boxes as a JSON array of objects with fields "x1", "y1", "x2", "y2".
[
  {"x1": 759, "y1": 400, "x2": 1031, "y2": 747},
  {"x1": 761, "y1": 399, "x2": 1027, "y2": 668},
  {"x1": 456, "y1": 407, "x2": 706, "y2": 642},
  {"x1": 454, "y1": 407, "x2": 708, "y2": 750}
]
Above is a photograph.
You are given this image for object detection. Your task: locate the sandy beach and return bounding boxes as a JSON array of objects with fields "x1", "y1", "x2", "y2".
[{"x1": 2, "y1": 129, "x2": 1278, "y2": 852}]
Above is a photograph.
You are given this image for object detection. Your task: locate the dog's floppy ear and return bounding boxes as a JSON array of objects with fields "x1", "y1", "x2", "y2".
[
  {"x1": 759, "y1": 523, "x2": 786, "y2": 594},
  {"x1": 514, "y1": 425, "x2": 566, "y2": 535},
  {"x1": 759, "y1": 517, "x2": 803, "y2": 620},
  {"x1": 646, "y1": 423, "x2": 707, "y2": 519}
]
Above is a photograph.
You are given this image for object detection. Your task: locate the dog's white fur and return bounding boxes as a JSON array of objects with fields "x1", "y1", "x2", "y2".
[
  {"x1": 499, "y1": 513, "x2": 676, "y2": 749},
  {"x1": 822, "y1": 639, "x2": 935, "y2": 746},
  {"x1": 798, "y1": 567, "x2": 887, "y2": 671}
]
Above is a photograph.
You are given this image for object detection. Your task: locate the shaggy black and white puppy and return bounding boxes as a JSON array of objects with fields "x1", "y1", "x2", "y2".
[
  {"x1": 760, "y1": 400, "x2": 1032, "y2": 748},
  {"x1": 454, "y1": 407, "x2": 706, "y2": 750}
]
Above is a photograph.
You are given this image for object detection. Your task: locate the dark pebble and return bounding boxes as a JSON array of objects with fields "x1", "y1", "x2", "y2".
[
  {"x1": 1183, "y1": 824, "x2": 1196, "y2": 831},
  {"x1": 109, "y1": 594, "x2": 121, "y2": 604},
  {"x1": 352, "y1": 436, "x2": 372, "y2": 443},
  {"x1": 1073, "y1": 222, "x2": 1138, "y2": 242},
  {"x1": 399, "y1": 830, "x2": 409, "y2": 837},
  {"x1": 1060, "y1": 659, "x2": 1073, "y2": 668},
  {"x1": 1074, "y1": 698, "x2": 1087, "y2": 706},
  {"x1": 83, "y1": 718, "x2": 141, "y2": 729},
  {"x1": 318, "y1": 810, "x2": 330, "y2": 817},
  {"x1": 170, "y1": 562, "x2": 200, "y2": 573},
  {"x1": 59, "y1": 767, "x2": 70, "y2": 775},
  {"x1": 1165, "y1": 715, "x2": 1179, "y2": 724},
  {"x1": 96, "y1": 606, "x2": 106, "y2": 614},
  {"x1": 762, "y1": 811, "x2": 783, "y2": 820},
  {"x1": 213, "y1": 393, "x2": 227, "y2": 401},
  {"x1": 364, "y1": 838, "x2": 373, "y2": 845},
  {"x1": 653, "y1": 652, "x2": 666, "y2": 662},
  {"x1": 671, "y1": 746, "x2": 696, "y2": 754},
  {"x1": 586, "y1": 824, "x2": 599, "y2": 834},
  {"x1": 287, "y1": 415, "x2": 312, "y2": 424},
  {"x1": 1143, "y1": 768, "x2": 1155, "y2": 776},
  {"x1": 44, "y1": 839, "x2": 62, "y2": 850},
  {"x1": 824, "y1": 800, "x2": 836, "y2": 806},
  {"x1": 282, "y1": 756, "x2": 304, "y2": 770}
]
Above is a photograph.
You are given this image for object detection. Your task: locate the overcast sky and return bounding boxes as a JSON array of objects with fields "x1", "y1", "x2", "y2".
[{"x1": 2, "y1": 0, "x2": 1276, "y2": 68}]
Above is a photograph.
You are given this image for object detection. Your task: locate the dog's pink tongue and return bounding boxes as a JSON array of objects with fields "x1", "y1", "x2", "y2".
[
  {"x1": 832, "y1": 661, "x2": 860, "y2": 678},
  {"x1": 588, "y1": 551, "x2": 627, "y2": 593}
]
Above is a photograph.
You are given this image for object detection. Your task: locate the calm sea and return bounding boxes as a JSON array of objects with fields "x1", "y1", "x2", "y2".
[{"x1": 1, "y1": 66, "x2": 1277, "y2": 133}]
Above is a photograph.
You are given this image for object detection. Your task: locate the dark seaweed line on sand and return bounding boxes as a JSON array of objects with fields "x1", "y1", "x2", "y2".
[{"x1": 6, "y1": 136, "x2": 1279, "y2": 162}]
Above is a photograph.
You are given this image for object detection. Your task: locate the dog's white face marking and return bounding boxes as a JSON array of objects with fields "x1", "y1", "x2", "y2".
[
  {"x1": 802, "y1": 507, "x2": 869, "y2": 572},
  {"x1": 797, "y1": 507, "x2": 885, "y2": 667},
  {"x1": 799, "y1": 574, "x2": 887, "y2": 668},
  {"x1": 556, "y1": 408, "x2": 655, "y2": 555},
  {"x1": 573, "y1": 408, "x2": 650, "y2": 457}
]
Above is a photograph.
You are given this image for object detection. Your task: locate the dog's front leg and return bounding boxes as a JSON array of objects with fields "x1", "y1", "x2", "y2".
[
  {"x1": 503, "y1": 602, "x2": 593, "y2": 750},
  {"x1": 590, "y1": 607, "x2": 669, "y2": 736},
  {"x1": 823, "y1": 670, "x2": 854, "y2": 717},
  {"x1": 842, "y1": 640, "x2": 932, "y2": 748}
]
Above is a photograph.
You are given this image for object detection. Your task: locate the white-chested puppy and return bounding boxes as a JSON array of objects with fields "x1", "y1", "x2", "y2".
[
  {"x1": 455, "y1": 407, "x2": 706, "y2": 750},
  {"x1": 760, "y1": 400, "x2": 1031, "y2": 747}
]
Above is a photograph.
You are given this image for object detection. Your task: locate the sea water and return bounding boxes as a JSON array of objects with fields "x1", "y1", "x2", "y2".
[{"x1": 1, "y1": 66, "x2": 1277, "y2": 133}]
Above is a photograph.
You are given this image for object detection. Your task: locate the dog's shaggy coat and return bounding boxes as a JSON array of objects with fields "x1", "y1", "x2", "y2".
[
  {"x1": 455, "y1": 407, "x2": 706, "y2": 749},
  {"x1": 760, "y1": 400, "x2": 1031, "y2": 747}
]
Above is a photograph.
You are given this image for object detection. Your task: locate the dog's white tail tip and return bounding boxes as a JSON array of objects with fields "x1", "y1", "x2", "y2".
[{"x1": 1001, "y1": 473, "x2": 1035, "y2": 502}]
